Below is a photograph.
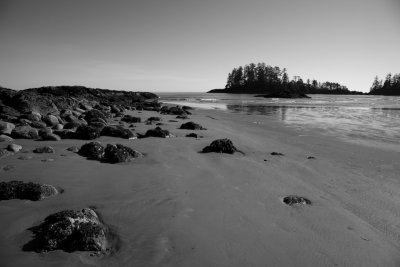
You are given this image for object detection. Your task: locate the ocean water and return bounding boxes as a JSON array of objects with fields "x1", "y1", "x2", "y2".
[{"x1": 159, "y1": 92, "x2": 400, "y2": 150}]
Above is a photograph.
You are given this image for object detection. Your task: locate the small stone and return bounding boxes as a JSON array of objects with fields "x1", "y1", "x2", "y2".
[
  {"x1": 186, "y1": 133, "x2": 198, "y2": 138},
  {"x1": 67, "y1": 146, "x2": 79, "y2": 153},
  {"x1": 33, "y1": 146, "x2": 55, "y2": 153},
  {"x1": 180, "y1": 121, "x2": 206, "y2": 130},
  {"x1": 142, "y1": 127, "x2": 171, "y2": 138},
  {"x1": 271, "y1": 152, "x2": 284, "y2": 156},
  {"x1": 202, "y1": 138, "x2": 238, "y2": 154},
  {"x1": 307, "y1": 156, "x2": 316, "y2": 159},
  {"x1": 7, "y1": 144, "x2": 22, "y2": 152}
]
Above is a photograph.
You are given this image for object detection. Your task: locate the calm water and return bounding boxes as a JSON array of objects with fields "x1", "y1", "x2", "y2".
[{"x1": 159, "y1": 92, "x2": 400, "y2": 149}]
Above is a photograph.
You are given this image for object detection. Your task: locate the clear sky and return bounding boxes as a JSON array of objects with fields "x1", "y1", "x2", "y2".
[{"x1": 0, "y1": 0, "x2": 399, "y2": 92}]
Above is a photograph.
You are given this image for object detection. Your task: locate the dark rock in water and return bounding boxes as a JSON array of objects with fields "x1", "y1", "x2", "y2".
[
  {"x1": 254, "y1": 91, "x2": 311, "y2": 99},
  {"x1": 11, "y1": 126, "x2": 39, "y2": 139},
  {"x1": 103, "y1": 144, "x2": 142, "y2": 163},
  {"x1": 121, "y1": 115, "x2": 141, "y2": 123},
  {"x1": 0, "y1": 149, "x2": 13, "y2": 159},
  {"x1": 0, "y1": 180, "x2": 58, "y2": 201},
  {"x1": 100, "y1": 126, "x2": 136, "y2": 139},
  {"x1": 23, "y1": 208, "x2": 109, "y2": 252},
  {"x1": 186, "y1": 133, "x2": 198, "y2": 138},
  {"x1": 79, "y1": 142, "x2": 105, "y2": 160},
  {"x1": 67, "y1": 146, "x2": 79, "y2": 153},
  {"x1": 271, "y1": 152, "x2": 284, "y2": 156},
  {"x1": 282, "y1": 195, "x2": 311, "y2": 206},
  {"x1": 202, "y1": 138, "x2": 237, "y2": 154},
  {"x1": 53, "y1": 129, "x2": 76, "y2": 139},
  {"x1": 179, "y1": 121, "x2": 206, "y2": 130},
  {"x1": 75, "y1": 125, "x2": 101, "y2": 140},
  {"x1": 7, "y1": 143, "x2": 22, "y2": 152},
  {"x1": 143, "y1": 127, "x2": 171, "y2": 138},
  {"x1": 0, "y1": 134, "x2": 14, "y2": 142},
  {"x1": 33, "y1": 146, "x2": 55, "y2": 153},
  {"x1": 0, "y1": 121, "x2": 16, "y2": 135},
  {"x1": 41, "y1": 133, "x2": 61, "y2": 141}
]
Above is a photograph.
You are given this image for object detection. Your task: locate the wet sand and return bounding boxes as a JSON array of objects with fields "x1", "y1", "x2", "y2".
[{"x1": 1, "y1": 108, "x2": 400, "y2": 266}]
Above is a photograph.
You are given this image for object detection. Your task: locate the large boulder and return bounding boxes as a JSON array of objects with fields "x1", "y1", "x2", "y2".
[
  {"x1": 142, "y1": 127, "x2": 171, "y2": 138},
  {"x1": 100, "y1": 126, "x2": 136, "y2": 139},
  {"x1": 0, "y1": 134, "x2": 14, "y2": 142},
  {"x1": 84, "y1": 109, "x2": 107, "y2": 122},
  {"x1": 30, "y1": 121, "x2": 47, "y2": 129},
  {"x1": 23, "y1": 208, "x2": 108, "y2": 252},
  {"x1": 7, "y1": 143, "x2": 22, "y2": 152},
  {"x1": 121, "y1": 115, "x2": 141, "y2": 123},
  {"x1": 103, "y1": 144, "x2": 142, "y2": 163},
  {"x1": 11, "y1": 126, "x2": 39, "y2": 139},
  {"x1": 202, "y1": 138, "x2": 238, "y2": 154},
  {"x1": 78, "y1": 142, "x2": 105, "y2": 160},
  {"x1": 0, "y1": 121, "x2": 15, "y2": 135},
  {"x1": 41, "y1": 133, "x2": 61, "y2": 141},
  {"x1": 0, "y1": 180, "x2": 58, "y2": 201},
  {"x1": 179, "y1": 121, "x2": 206, "y2": 130},
  {"x1": 53, "y1": 129, "x2": 76, "y2": 139},
  {"x1": 75, "y1": 125, "x2": 101, "y2": 140}
]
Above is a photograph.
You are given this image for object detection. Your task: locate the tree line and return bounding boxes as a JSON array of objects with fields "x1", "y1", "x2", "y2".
[
  {"x1": 370, "y1": 73, "x2": 400, "y2": 95},
  {"x1": 221, "y1": 62, "x2": 361, "y2": 95}
]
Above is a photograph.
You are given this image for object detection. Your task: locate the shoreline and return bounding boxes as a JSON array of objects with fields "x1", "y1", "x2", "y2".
[{"x1": 1, "y1": 107, "x2": 400, "y2": 266}]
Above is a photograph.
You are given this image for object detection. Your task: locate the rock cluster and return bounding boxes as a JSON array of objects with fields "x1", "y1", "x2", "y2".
[
  {"x1": 202, "y1": 138, "x2": 238, "y2": 154},
  {"x1": 0, "y1": 180, "x2": 58, "y2": 201},
  {"x1": 78, "y1": 142, "x2": 142, "y2": 163},
  {"x1": 23, "y1": 208, "x2": 109, "y2": 252}
]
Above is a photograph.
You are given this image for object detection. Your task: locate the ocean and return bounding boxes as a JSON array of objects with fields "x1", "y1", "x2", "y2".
[{"x1": 158, "y1": 92, "x2": 400, "y2": 150}]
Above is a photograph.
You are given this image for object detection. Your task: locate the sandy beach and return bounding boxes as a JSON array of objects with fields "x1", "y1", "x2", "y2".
[{"x1": 1, "y1": 107, "x2": 400, "y2": 267}]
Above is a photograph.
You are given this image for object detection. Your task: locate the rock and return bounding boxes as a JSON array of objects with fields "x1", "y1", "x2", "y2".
[
  {"x1": 41, "y1": 133, "x2": 61, "y2": 141},
  {"x1": 30, "y1": 121, "x2": 47, "y2": 129},
  {"x1": 23, "y1": 208, "x2": 108, "y2": 252},
  {"x1": 38, "y1": 127, "x2": 53, "y2": 137},
  {"x1": 186, "y1": 133, "x2": 198, "y2": 138},
  {"x1": 143, "y1": 127, "x2": 171, "y2": 138},
  {"x1": 53, "y1": 129, "x2": 76, "y2": 139},
  {"x1": 282, "y1": 195, "x2": 312, "y2": 206},
  {"x1": 0, "y1": 180, "x2": 58, "y2": 201},
  {"x1": 176, "y1": 115, "x2": 188, "y2": 119},
  {"x1": 79, "y1": 142, "x2": 105, "y2": 160},
  {"x1": 33, "y1": 146, "x2": 55, "y2": 153},
  {"x1": 63, "y1": 120, "x2": 84, "y2": 129},
  {"x1": 3, "y1": 165, "x2": 15, "y2": 171},
  {"x1": 84, "y1": 109, "x2": 107, "y2": 122},
  {"x1": 270, "y1": 152, "x2": 284, "y2": 156},
  {"x1": 67, "y1": 146, "x2": 79, "y2": 153},
  {"x1": 146, "y1": 117, "x2": 161, "y2": 124},
  {"x1": 7, "y1": 143, "x2": 22, "y2": 152},
  {"x1": 0, "y1": 121, "x2": 16, "y2": 135},
  {"x1": 75, "y1": 125, "x2": 101, "y2": 140},
  {"x1": 100, "y1": 126, "x2": 136, "y2": 139},
  {"x1": 43, "y1": 114, "x2": 60, "y2": 127},
  {"x1": 0, "y1": 149, "x2": 13, "y2": 159},
  {"x1": 307, "y1": 156, "x2": 316, "y2": 159},
  {"x1": 103, "y1": 144, "x2": 142, "y2": 163},
  {"x1": 0, "y1": 134, "x2": 14, "y2": 142},
  {"x1": 160, "y1": 106, "x2": 188, "y2": 116},
  {"x1": 55, "y1": 123, "x2": 64, "y2": 130},
  {"x1": 202, "y1": 138, "x2": 238, "y2": 154},
  {"x1": 179, "y1": 121, "x2": 206, "y2": 130},
  {"x1": 11, "y1": 126, "x2": 39, "y2": 139},
  {"x1": 121, "y1": 115, "x2": 141, "y2": 123}
]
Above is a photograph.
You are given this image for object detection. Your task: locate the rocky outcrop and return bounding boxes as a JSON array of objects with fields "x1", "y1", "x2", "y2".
[
  {"x1": 142, "y1": 127, "x2": 171, "y2": 138},
  {"x1": 202, "y1": 138, "x2": 238, "y2": 154},
  {"x1": 23, "y1": 208, "x2": 109, "y2": 252},
  {"x1": 78, "y1": 142, "x2": 105, "y2": 160},
  {"x1": 0, "y1": 180, "x2": 58, "y2": 201},
  {"x1": 179, "y1": 121, "x2": 206, "y2": 130},
  {"x1": 100, "y1": 126, "x2": 136, "y2": 139},
  {"x1": 103, "y1": 144, "x2": 142, "y2": 163}
]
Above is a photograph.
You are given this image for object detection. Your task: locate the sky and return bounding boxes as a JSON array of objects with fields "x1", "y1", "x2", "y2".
[{"x1": 0, "y1": 0, "x2": 399, "y2": 92}]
